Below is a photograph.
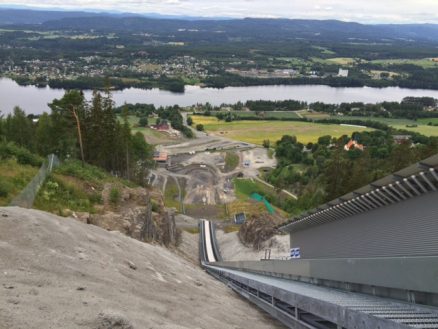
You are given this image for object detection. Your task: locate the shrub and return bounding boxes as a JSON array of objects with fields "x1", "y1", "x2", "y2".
[
  {"x1": 0, "y1": 142, "x2": 43, "y2": 167},
  {"x1": 138, "y1": 116, "x2": 148, "y2": 127},
  {"x1": 56, "y1": 160, "x2": 107, "y2": 184},
  {"x1": 109, "y1": 187, "x2": 121, "y2": 204},
  {"x1": 0, "y1": 178, "x2": 11, "y2": 198}
]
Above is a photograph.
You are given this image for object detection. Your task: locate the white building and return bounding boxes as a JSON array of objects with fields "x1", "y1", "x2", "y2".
[{"x1": 338, "y1": 68, "x2": 349, "y2": 77}]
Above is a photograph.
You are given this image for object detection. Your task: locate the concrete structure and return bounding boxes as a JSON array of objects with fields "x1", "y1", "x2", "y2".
[
  {"x1": 200, "y1": 154, "x2": 438, "y2": 328},
  {"x1": 281, "y1": 154, "x2": 438, "y2": 260}
]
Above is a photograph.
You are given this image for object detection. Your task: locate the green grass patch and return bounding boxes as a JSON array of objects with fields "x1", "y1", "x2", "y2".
[
  {"x1": 214, "y1": 111, "x2": 301, "y2": 119},
  {"x1": 109, "y1": 186, "x2": 121, "y2": 205},
  {"x1": 371, "y1": 58, "x2": 438, "y2": 69},
  {"x1": 392, "y1": 124, "x2": 438, "y2": 136},
  {"x1": 224, "y1": 152, "x2": 240, "y2": 172},
  {"x1": 223, "y1": 224, "x2": 241, "y2": 233},
  {"x1": 34, "y1": 160, "x2": 136, "y2": 215},
  {"x1": 0, "y1": 142, "x2": 44, "y2": 167},
  {"x1": 183, "y1": 227, "x2": 200, "y2": 234},
  {"x1": 34, "y1": 174, "x2": 102, "y2": 215},
  {"x1": 418, "y1": 118, "x2": 438, "y2": 125},
  {"x1": 0, "y1": 158, "x2": 39, "y2": 206},
  {"x1": 312, "y1": 57, "x2": 356, "y2": 65},
  {"x1": 193, "y1": 115, "x2": 372, "y2": 145},
  {"x1": 333, "y1": 116, "x2": 417, "y2": 126},
  {"x1": 267, "y1": 148, "x2": 274, "y2": 159},
  {"x1": 329, "y1": 115, "x2": 438, "y2": 136},
  {"x1": 164, "y1": 177, "x2": 181, "y2": 210},
  {"x1": 55, "y1": 160, "x2": 136, "y2": 188},
  {"x1": 233, "y1": 178, "x2": 292, "y2": 216}
]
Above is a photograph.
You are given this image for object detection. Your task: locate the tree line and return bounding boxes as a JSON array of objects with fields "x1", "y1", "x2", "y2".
[
  {"x1": 265, "y1": 130, "x2": 438, "y2": 214},
  {"x1": 0, "y1": 90, "x2": 154, "y2": 185}
]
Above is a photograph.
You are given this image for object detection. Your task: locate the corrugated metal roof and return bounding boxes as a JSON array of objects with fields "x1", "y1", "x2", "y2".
[{"x1": 280, "y1": 153, "x2": 438, "y2": 233}]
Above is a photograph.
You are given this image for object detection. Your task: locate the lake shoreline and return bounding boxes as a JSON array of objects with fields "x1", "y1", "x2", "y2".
[{"x1": 3, "y1": 77, "x2": 438, "y2": 115}]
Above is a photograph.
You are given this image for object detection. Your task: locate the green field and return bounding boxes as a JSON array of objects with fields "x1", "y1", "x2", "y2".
[
  {"x1": 418, "y1": 118, "x2": 438, "y2": 125},
  {"x1": 233, "y1": 178, "x2": 293, "y2": 216},
  {"x1": 213, "y1": 111, "x2": 301, "y2": 119},
  {"x1": 332, "y1": 116, "x2": 438, "y2": 136},
  {"x1": 224, "y1": 152, "x2": 240, "y2": 172},
  {"x1": 392, "y1": 125, "x2": 438, "y2": 136},
  {"x1": 192, "y1": 116, "x2": 372, "y2": 144},
  {"x1": 371, "y1": 58, "x2": 438, "y2": 69},
  {"x1": 312, "y1": 57, "x2": 356, "y2": 65}
]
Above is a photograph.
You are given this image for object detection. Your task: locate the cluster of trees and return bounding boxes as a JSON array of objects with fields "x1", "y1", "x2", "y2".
[
  {"x1": 196, "y1": 97, "x2": 438, "y2": 122},
  {"x1": 0, "y1": 90, "x2": 155, "y2": 185},
  {"x1": 311, "y1": 97, "x2": 438, "y2": 120},
  {"x1": 246, "y1": 100, "x2": 306, "y2": 112},
  {"x1": 266, "y1": 130, "x2": 438, "y2": 213},
  {"x1": 157, "y1": 106, "x2": 194, "y2": 138}
]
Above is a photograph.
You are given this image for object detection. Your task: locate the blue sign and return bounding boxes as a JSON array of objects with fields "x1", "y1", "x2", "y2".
[{"x1": 290, "y1": 247, "x2": 301, "y2": 259}]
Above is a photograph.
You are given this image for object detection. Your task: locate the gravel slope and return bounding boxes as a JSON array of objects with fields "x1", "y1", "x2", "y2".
[
  {"x1": 0, "y1": 207, "x2": 282, "y2": 329},
  {"x1": 216, "y1": 230, "x2": 290, "y2": 261}
]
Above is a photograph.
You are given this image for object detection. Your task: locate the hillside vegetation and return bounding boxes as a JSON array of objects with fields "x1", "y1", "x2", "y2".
[{"x1": 0, "y1": 142, "x2": 44, "y2": 206}]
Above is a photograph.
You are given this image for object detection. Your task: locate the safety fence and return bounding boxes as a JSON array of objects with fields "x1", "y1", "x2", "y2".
[{"x1": 10, "y1": 154, "x2": 60, "y2": 208}]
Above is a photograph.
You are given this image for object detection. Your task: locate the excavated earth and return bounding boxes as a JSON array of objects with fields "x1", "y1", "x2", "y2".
[{"x1": 0, "y1": 207, "x2": 283, "y2": 329}]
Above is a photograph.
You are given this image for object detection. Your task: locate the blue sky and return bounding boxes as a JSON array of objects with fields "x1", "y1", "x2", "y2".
[{"x1": 1, "y1": 0, "x2": 438, "y2": 23}]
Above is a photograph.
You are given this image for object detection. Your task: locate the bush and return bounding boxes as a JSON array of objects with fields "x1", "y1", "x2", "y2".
[
  {"x1": 109, "y1": 187, "x2": 121, "y2": 204},
  {"x1": 138, "y1": 116, "x2": 148, "y2": 127},
  {"x1": 56, "y1": 160, "x2": 107, "y2": 184},
  {"x1": 0, "y1": 178, "x2": 11, "y2": 198},
  {"x1": 196, "y1": 124, "x2": 204, "y2": 131},
  {"x1": 0, "y1": 142, "x2": 43, "y2": 167}
]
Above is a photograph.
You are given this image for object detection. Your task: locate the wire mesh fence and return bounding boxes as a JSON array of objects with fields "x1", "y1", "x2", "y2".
[{"x1": 10, "y1": 154, "x2": 60, "y2": 208}]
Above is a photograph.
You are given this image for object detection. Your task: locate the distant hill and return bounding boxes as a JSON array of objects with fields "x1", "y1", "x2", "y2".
[
  {"x1": 0, "y1": 9, "x2": 112, "y2": 25},
  {"x1": 2, "y1": 8, "x2": 438, "y2": 43},
  {"x1": 38, "y1": 16, "x2": 438, "y2": 43},
  {"x1": 0, "y1": 8, "x2": 224, "y2": 25}
]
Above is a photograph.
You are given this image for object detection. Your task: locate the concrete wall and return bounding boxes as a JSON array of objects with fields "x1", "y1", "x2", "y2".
[{"x1": 290, "y1": 191, "x2": 438, "y2": 259}]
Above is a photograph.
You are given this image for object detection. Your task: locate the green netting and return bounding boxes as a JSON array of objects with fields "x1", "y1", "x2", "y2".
[{"x1": 250, "y1": 193, "x2": 275, "y2": 214}]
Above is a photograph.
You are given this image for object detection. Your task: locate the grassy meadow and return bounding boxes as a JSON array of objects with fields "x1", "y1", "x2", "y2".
[{"x1": 192, "y1": 115, "x2": 372, "y2": 144}]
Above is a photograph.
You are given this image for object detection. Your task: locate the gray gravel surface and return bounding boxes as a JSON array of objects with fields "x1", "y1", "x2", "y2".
[{"x1": 0, "y1": 207, "x2": 283, "y2": 329}]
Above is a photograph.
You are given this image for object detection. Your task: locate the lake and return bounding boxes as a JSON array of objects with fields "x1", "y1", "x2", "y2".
[{"x1": 2, "y1": 77, "x2": 438, "y2": 115}]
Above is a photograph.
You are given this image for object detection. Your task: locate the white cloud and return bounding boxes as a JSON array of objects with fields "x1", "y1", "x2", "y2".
[{"x1": 1, "y1": 0, "x2": 438, "y2": 23}]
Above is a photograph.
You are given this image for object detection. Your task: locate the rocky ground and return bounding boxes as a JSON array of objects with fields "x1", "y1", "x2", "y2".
[{"x1": 0, "y1": 207, "x2": 283, "y2": 329}]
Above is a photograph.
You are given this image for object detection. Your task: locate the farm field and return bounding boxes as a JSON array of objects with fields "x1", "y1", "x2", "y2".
[
  {"x1": 312, "y1": 57, "x2": 356, "y2": 65},
  {"x1": 391, "y1": 124, "x2": 438, "y2": 136},
  {"x1": 212, "y1": 111, "x2": 301, "y2": 119},
  {"x1": 192, "y1": 115, "x2": 372, "y2": 144},
  {"x1": 330, "y1": 116, "x2": 438, "y2": 136},
  {"x1": 418, "y1": 118, "x2": 438, "y2": 125},
  {"x1": 371, "y1": 58, "x2": 438, "y2": 69}
]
